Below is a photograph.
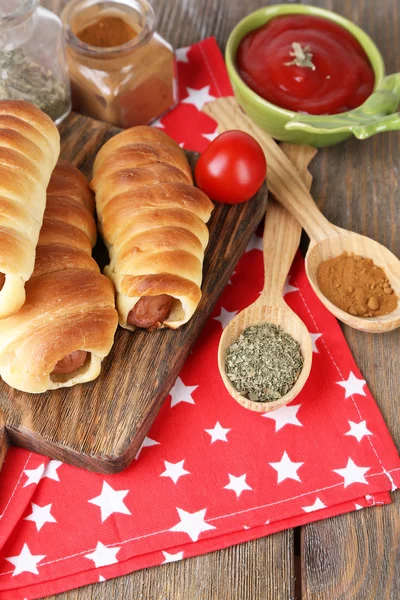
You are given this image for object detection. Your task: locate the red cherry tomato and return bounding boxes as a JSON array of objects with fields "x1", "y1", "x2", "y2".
[{"x1": 195, "y1": 131, "x2": 267, "y2": 204}]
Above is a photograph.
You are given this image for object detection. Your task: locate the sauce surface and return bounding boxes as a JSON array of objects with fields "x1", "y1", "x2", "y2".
[{"x1": 236, "y1": 15, "x2": 374, "y2": 115}]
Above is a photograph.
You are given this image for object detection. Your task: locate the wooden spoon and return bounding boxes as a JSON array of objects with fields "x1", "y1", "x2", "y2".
[
  {"x1": 204, "y1": 97, "x2": 400, "y2": 333},
  {"x1": 218, "y1": 144, "x2": 315, "y2": 413}
]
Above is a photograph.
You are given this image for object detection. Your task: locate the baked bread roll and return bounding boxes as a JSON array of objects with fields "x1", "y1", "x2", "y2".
[
  {"x1": 91, "y1": 126, "x2": 214, "y2": 330},
  {"x1": 0, "y1": 162, "x2": 118, "y2": 393},
  {"x1": 0, "y1": 100, "x2": 60, "y2": 318}
]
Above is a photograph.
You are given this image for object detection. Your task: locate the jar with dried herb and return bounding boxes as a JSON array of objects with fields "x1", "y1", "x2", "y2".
[
  {"x1": 61, "y1": 0, "x2": 177, "y2": 128},
  {"x1": 0, "y1": 0, "x2": 71, "y2": 123}
]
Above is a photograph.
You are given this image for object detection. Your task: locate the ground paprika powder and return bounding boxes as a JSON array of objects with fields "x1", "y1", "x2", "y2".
[{"x1": 317, "y1": 252, "x2": 398, "y2": 318}]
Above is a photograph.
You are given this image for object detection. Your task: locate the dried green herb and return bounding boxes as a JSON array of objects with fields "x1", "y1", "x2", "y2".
[
  {"x1": 225, "y1": 323, "x2": 304, "y2": 402},
  {"x1": 0, "y1": 49, "x2": 70, "y2": 122}
]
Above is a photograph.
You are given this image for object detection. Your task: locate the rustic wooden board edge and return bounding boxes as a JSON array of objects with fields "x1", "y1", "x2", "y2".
[
  {"x1": 0, "y1": 409, "x2": 8, "y2": 470},
  {"x1": 1, "y1": 113, "x2": 268, "y2": 474}
]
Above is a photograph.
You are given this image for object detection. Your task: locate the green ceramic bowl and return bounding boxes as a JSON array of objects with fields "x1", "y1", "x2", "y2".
[{"x1": 226, "y1": 4, "x2": 400, "y2": 147}]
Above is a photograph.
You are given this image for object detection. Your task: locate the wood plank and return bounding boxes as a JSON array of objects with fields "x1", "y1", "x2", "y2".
[
  {"x1": 301, "y1": 505, "x2": 400, "y2": 600},
  {"x1": 42, "y1": 532, "x2": 295, "y2": 600}
]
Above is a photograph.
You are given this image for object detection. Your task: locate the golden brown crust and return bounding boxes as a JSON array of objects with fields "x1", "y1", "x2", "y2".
[
  {"x1": 111, "y1": 208, "x2": 209, "y2": 253},
  {"x1": 44, "y1": 196, "x2": 97, "y2": 247},
  {"x1": 0, "y1": 162, "x2": 118, "y2": 393},
  {"x1": 101, "y1": 183, "x2": 213, "y2": 243},
  {"x1": 33, "y1": 245, "x2": 99, "y2": 279},
  {"x1": 94, "y1": 164, "x2": 190, "y2": 213},
  {"x1": 93, "y1": 126, "x2": 185, "y2": 171},
  {"x1": 0, "y1": 147, "x2": 42, "y2": 183},
  {"x1": 91, "y1": 126, "x2": 213, "y2": 329},
  {"x1": 92, "y1": 143, "x2": 193, "y2": 185},
  {"x1": 47, "y1": 160, "x2": 95, "y2": 213},
  {"x1": 0, "y1": 100, "x2": 58, "y2": 138},
  {"x1": 0, "y1": 226, "x2": 33, "y2": 276},
  {"x1": 0, "y1": 115, "x2": 54, "y2": 159},
  {"x1": 0, "y1": 100, "x2": 60, "y2": 317},
  {"x1": 37, "y1": 220, "x2": 93, "y2": 254},
  {"x1": 0, "y1": 128, "x2": 45, "y2": 165}
]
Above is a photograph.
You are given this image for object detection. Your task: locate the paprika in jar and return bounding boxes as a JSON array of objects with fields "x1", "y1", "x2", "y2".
[
  {"x1": 236, "y1": 15, "x2": 375, "y2": 115},
  {"x1": 61, "y1": 0, "x2": 177, "y2": 128}
]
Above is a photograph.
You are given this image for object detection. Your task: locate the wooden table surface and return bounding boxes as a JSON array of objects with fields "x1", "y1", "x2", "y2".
[{"x1": 41, "y1": 1, "x2": 400, "y2": 598}]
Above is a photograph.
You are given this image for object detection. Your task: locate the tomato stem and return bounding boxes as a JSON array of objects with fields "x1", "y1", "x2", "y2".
[{"x1": 285, "y1": 42, "x2": 316, "y2": 70}]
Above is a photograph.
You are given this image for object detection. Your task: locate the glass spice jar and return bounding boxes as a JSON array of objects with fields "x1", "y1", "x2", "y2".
[
  {"x1": 0, "y1": 0, "x2": 71, "y2": 124},
  {"x1": 61, "y1": 0, "x2": 177, "y2": 128}
]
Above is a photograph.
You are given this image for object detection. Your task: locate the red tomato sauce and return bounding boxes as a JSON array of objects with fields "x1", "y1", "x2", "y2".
[{"x1": 236, "y1": 15, "x2": 375, "y2": 115}]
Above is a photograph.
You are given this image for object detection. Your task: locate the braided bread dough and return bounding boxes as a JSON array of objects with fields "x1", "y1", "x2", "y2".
[
  {"x1": 91, "y1": 126, "x2": 214, "y2": 330},
  {"x1": 0, "y1": 162, "x2": 118, "y2": 393},
  {"x1": 0, "y1": 100, "x2": 60, "y2": 318}
]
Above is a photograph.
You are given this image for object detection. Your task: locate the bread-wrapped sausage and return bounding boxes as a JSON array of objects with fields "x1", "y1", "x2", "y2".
[
  {"x1": 0, "y1": 162, "x2": 118, "y2": 393},
  {"x1": 91, "y1": 126, "x2": 214, "y2": 330},
  {"x1": 0, "y1": 100, "x2": 60, "y2": 318}
]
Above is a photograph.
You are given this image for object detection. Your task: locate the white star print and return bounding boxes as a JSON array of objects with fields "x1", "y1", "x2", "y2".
[
  {"x1": 202, "y1": 127, "x2": 219, "y2": 143},
  {"x1": 24, "y1": 503, "x2": 57, "y2": 531},
  {"x1": 337, "y1": 372, "x2": 366, "y2": 398},
  {"x1": 224, "y1": 474, "x2": 252, "y2": 498},
  {"x1": 282, "y1": 277, "x2": 299, "y2": 296},
  {"x1": 162, "y1": 551, "x2": 184, "y2": 563},
  {"x1": 302, "y1": 497, "x2": 326, "y2": 513},
  {"x1": 169, "y1": 377, "x2": 198, "y2": 407},
  {"x1": 135, "y1": 436, "x2": 160, "y2": 458},
  {"x1": 269, "y1": 451, "x2": 304, "y2": 484},
  {"x1": 354, "y1": 503, "x2": 363, "y2": 510},
  {"x1": 99, "y1": 575, "x2": 106, "y2": 582},
  {"x1": 262, "y1": 403, "x2": 303, "y2": 431},
  {"x1": 85, "y1": 542, "x2": 120, "y2": 568},
  {"x1": 213, "y1": 307, "x2": 237, "y2": 328},
  {"x1": 179, "y1": 142, "x2": 185, "y2": 148},
  {"x1": 310, "y1": 333, "x2": 323, "y2": 353},
  {"x1": 205, "y1": 422, "x2": 230, "y2": 443},
  {"x1": 43, "y1": 460, "x2": 62, "y2": 482},
  {"x1": 23, "y1": 464, "x2": 45, "y2": 487},
  {"x1": 181, "y1": 85, "x2": 216, "y2": 111},
  {"x1": 6, "y1": 544, "x2": 46, "y2": 577},
  {"x1": 88, "y1": 481, "x2": 131, "y2": 522},
  {"x1": 175, "y1": 46, "x2": 190, "y2": 63},
  {"x1": 152, "y1": 118, "x2": 164, "y2": 129},
  {"x1": 333, "y1": 458, "x2": 370, "y2": 488},
  {"x1": 161, "y1": 460, "x2": 190, "y2": 484},
  {"x1": 169, "y1": 508, "x2": 216, "y2": 542},
  {"x1": 245, "y1": 234, "x2": 263, "y2": 252},
  {"x1": 345, "y1": 420, "x2": 373, "y2": 443}
]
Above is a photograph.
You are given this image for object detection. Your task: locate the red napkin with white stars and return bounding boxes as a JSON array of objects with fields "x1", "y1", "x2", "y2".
[{"x1": 0, "y1": 37, "x2": 399, "y2": 600}]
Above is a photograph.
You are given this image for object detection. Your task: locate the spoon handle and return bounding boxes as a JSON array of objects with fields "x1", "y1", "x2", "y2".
[
  {"x1": 261, "y1": 144, "x2": 316, "y2": 303},
  {"x1": 203, "y1": 97, "x2": 338, "y2": 243}
]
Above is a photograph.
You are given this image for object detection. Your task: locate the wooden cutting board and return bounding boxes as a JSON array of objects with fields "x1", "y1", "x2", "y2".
[{"x1": 0, "y1": 112, "x2": 268, "y2": 474}]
